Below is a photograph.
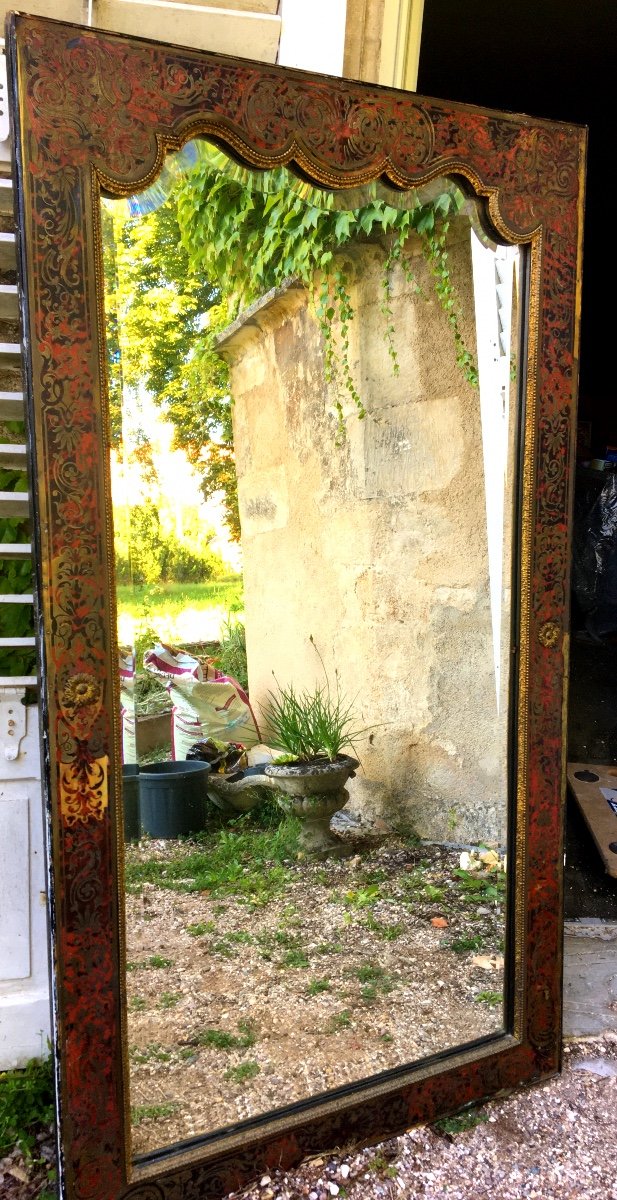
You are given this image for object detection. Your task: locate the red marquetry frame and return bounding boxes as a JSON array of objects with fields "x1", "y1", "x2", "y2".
[{"x1": 7, "y1": 12, "x2": 586, "y2": 1200}]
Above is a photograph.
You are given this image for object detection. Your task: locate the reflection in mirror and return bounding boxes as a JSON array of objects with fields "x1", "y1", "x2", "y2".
[{"x1": 101, "y1": 145, "x2": 522, "y2": 1157}]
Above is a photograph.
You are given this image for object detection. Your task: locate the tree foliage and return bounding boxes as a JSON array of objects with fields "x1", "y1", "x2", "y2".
[{"x1": 102, "y1": 196, "x2": 239, "y2": 538}]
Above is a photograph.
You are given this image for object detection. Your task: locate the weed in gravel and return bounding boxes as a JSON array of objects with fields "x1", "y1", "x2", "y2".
[
  {"x1": 131, "y1": 1102, "x2": 179, "y2": 1126},
  {"x1": 212, "y1": 930, "x2": 254, "y2": 957},
  {"x1": 344, "y1": 883, "x2": 381, "y2": 907},
  {"x1": 448, "y1": 935, "x2": 485, "y2": 953},
  {"x1": 453, "y1": 869, "x2": 506, "y2": 904},
  {"x1": 129, "y1": 1043, "x2": 172, "y2": 1064},
  {"x1": 315, "y1": 941, "x2": 343, "y2": 956},
  {"x1": 379, "y1": 1032, "x2": 394, "y2": 1044},
  {"x1": 307, "y1": 978, "x2": 331, "y2": 995},
  {"x1": 328, "y1": 1010, "x2": 353, "y2": 1032},
  {"x1": 432, "y1": 1107, "x2": 489, "y2": 1135},
  {"x1": 282, "y1": 948, "x2": 310, "y2": 968},
  {"x1": 364, "y1": 913, "x2": 404, "y2": 940},
  {"x1": 401, "y1": 869, "x2": 444, "y2": 902},
  {"x1": 355, "y1": 964, "x2": 394, "y2": 1001},
  {"x1": 258, "y1": 928, "x2": 306, "y2": 964},
  {"x1": 128, "y1": 996, "x2": 147, "y2": 1012},
  {"x1": 224, "y1": 1061, "x2": 260, "y2": 1084},
  {"x1": 475, "y1": 990, "x2": 502, "y2": 1007},
  {"x1": 126, "y1": 955, "x2": 173, "y2": 971},
  {"x1": 158, "y1": 992, "x2": 181, "y2": 1010},
  {"x1": 0, "y1": 1055, "x2": 54, "y2": 1159},
  {"x1": 186, "y1": 921, "x2": 216, "y2": 937},
  {"x1": 194, "y1": 1021, "x2": 257, "y2": 1051}
]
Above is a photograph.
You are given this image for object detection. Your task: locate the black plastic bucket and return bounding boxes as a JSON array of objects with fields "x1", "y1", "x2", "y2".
[
  {"x1": 122, "y1": 763, "x2": 140, "y2": 841},
  {"x1": 139, "y1": 761, "x2": 211, "y2": 838}
]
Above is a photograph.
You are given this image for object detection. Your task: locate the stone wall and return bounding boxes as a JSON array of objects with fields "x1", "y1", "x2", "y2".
[{"x1": 217, "y1": 222, "x2": 514, "y2": 844}]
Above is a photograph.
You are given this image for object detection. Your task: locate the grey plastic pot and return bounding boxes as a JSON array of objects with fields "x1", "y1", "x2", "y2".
[{"x1": 139, "y1": 760, "x2": 211, "y2": 838}]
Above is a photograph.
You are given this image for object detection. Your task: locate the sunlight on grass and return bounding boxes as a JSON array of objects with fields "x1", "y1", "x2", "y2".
[{"x1": 117, "y1": 578, "x2": 243, "y2": 645}]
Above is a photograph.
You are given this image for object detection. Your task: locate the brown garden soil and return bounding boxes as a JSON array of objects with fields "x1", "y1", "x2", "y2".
[{"x1": 123, "y1": 833, "x2": 506, "y2": 1156}]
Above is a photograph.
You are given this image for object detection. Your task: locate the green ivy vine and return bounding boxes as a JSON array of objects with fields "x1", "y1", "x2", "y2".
[{"x1": 176, "y1": 145, "x2": 478, "y2": 436}]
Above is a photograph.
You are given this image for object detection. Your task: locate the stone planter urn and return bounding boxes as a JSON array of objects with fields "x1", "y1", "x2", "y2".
[
  {"x1": 205, "y1": 755, "x2": 359, "y2": 855},
  {"x1": 264, "y1": 755, "x2": 359, "y2": 854}
]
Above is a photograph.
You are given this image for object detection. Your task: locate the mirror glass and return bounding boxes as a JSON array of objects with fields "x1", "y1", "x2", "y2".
[{"x1": 101, "y1": 143, "x2": 523, "y2": 1157}]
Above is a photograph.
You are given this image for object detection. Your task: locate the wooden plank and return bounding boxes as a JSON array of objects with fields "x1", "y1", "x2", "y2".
[
  {"x1": 94, "y1": 2, "x2": 281, "y2": 61},
  {"x1": 567, "y1": 762, "x2": 617, "y2": 879},
  {"x1": 0, "y1": 639, "x2": 36, "y2": 648},
  {"x1": 0, "y1": 596, "x2": 34, "y2": 604}
]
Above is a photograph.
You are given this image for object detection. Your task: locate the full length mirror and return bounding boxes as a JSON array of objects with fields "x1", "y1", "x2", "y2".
[
  {"x1": 102, "y1": 146, "x2": 521, "y2": 1156},
  {"x1": 9, "y1": 14, "x2": 585, "y2": 1200}
]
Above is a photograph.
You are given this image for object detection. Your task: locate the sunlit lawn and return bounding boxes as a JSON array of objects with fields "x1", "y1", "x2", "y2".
[{"x1": 117, "y1": 577, "x2": 243, "y2": 646}]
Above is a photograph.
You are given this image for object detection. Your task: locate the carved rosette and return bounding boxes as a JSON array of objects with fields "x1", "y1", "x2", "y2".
[{"x1": 10, "y1": 12, "x2": 585, "y2": 1200}]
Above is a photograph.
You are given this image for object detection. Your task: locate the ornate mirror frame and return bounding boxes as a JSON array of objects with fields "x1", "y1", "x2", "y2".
[{"x1": 7, "y1": 12, "x2": 586, "y2": 1200}]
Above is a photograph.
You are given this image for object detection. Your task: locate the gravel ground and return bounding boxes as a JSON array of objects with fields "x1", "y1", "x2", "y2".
[
  {"x1": 4, "y1": 1036, "x2": 617, "y2": 1199},
  {"x1": 124, "y1": 840, "x2": 505, "y2": 1153}
]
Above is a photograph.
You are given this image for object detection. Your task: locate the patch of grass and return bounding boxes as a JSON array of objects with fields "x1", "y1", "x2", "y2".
[
  {"x1": 432, "y1": 1108, "x2": 489, "y2": 1135},
  {"x1": 186, "y1": 921, "x2": 216, "y2": 937},
  {"x1": 158, "y1": 992, "x2": 181, "y2": 1010},
  {"x1": 194, "y1": 1021, "x2": 256, "y2": 1051},
  {"x1": 328, "y1": 1010, "x2": 353, "y2": 1032},
  {"x1": 131, "y1": 1102, "x2": 179, "y2": 1126},
  {"x1": 125, "y1": 814, "x2": 300, "y2": 905},
  {"x1": 0, "y1": 1055, "x2": 54, "y2": 1159},
  {"x1": 307, "y1": 978, "x2": 331, "y2": 995},
  {"x1": 128, "y1": 996, "x2": 147, "y2": 1012},
  {"x1": 224, "y1": 1061, "x2": 260, "y2": 1084},
  {"x1": 448, "y1": 935, "x2": 485, "y2": 953},
  {"x1": 475, "y1": 990, "x2": 502, "y2": 1008}
]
